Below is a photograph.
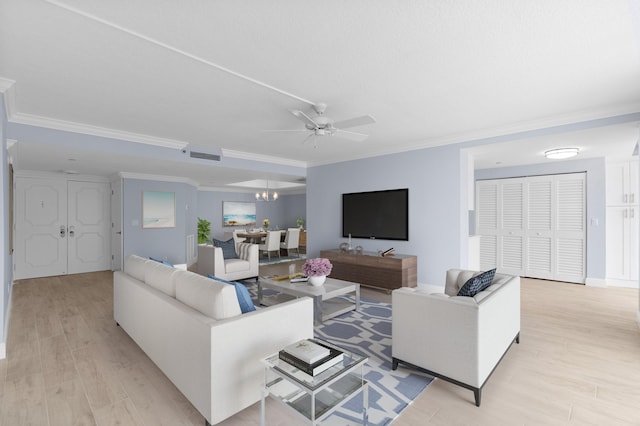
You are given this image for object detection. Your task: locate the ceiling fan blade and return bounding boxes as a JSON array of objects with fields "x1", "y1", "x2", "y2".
[
  {"x1": 262, "y1": 129, "x2": 309, "y2": 133},
  {"x1": 333, "y1": 114, "x2": 376, "y2": 129},
  {"x1": 290, "y1": 110, "x2": 319, "y2": 129},
  {"x1": 333, "y1": 129, "x2": 369, "y2": 142},
  {"x1": 301, "y1": 133, "x2": 318, "y2": 147}
]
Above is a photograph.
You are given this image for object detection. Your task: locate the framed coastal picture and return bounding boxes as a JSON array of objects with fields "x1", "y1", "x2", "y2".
[
  {"x1": 223, "y1": 201, "x2": 256, "y2": 227},
  {"x1": 143, "y1": 191, "x2": 176, "y2": 228}
]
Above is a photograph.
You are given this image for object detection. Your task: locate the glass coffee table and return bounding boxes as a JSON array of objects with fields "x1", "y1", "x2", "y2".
[
  {"x1": 258, "y1": 276, "x2": 360, "y2": 325},
  {"x1": 260, "y1": 339, "x2": 368, "y2": 425}
]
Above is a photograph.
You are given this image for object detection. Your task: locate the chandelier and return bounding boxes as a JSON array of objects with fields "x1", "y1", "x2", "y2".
[{"x1": 256, "y1": 181, "x2": 278, "y2": 201}]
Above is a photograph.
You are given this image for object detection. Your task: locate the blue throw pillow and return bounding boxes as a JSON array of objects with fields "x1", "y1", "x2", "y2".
[
  {"x1": 208, "y1": 275, "x2": 256, "y2": 313},
  {"x1": 212, "y1": 238, "x2": 238, "y2": 259},
  {"x1": 149, "y1": 257, "x2": 174, "y2": 267},
  {"x1": 457, "y1": 268, "x2": 496, "y2": 297}
]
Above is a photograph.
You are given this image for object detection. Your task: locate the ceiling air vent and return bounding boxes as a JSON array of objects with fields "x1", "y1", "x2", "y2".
[
  {"x1": 184, "y1": 144, "x2": 222, "y2": 162},
  {"x1": 190, "y1": 151, "x2": 221, "y2": 161}
]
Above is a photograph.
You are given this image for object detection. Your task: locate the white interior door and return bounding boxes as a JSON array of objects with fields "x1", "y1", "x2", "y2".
[
  {"x1": 67, "y1": 180, "x2": 111, "y2": 274},
  {"x1": 14, "y1": 178, "x2": 68, "y2": 279}
]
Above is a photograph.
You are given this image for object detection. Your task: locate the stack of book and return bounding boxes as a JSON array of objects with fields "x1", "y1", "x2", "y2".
[{"x1": 279, "y1": 339, "x2": 344, "y2": 376}]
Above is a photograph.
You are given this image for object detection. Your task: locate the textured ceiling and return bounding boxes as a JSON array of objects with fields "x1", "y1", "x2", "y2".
[{"x1": 1, "y1": 0, "x2": 639, "y2": 186}]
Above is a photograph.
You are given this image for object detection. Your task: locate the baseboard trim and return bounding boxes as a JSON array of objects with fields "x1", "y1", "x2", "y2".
[
  {"x1": 603, "y1": 278, "x2": 639, "y2": 289},
  {"x1": 585, "y1": 277, "x2": 607, "y2": 288}
]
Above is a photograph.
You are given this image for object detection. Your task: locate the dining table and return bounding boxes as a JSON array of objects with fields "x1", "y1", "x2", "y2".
[{"x1": 237, "y1": 230, "x2": 285, "y2": 244}]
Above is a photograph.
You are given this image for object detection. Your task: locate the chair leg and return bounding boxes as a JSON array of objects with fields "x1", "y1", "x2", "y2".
[
  {"x1": 474, "y1": 388, "x2": 481, "y2": 407},
  {"x1": 392, "y1": 357, "x2": 399, "y2": 370}
]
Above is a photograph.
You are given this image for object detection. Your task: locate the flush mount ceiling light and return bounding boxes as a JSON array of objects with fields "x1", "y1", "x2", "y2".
[{"x1": 544, "y1": 147, "x2": 579, "y2": 160}]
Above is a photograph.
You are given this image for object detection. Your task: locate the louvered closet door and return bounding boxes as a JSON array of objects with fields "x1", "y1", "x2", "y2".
[
  {"x1": 476, "y1": 173, "x2": 586, "y2": 283},
  {"x1": 526, "y1": 177, "x2": 553, "y2": 279},
  {"x1": 500, "y1": 180, "x2": 525, "y2": 276},
  {"x1": 554, "y1": 174, "x2": 586, "y2": 283},
  {"x1": 477, "y1": 181, "x2": 498, "y2": 270}
]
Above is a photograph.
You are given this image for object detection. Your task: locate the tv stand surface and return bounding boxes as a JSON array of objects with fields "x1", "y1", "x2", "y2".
[{"x1": 320, "y1": 249, "x2": 417, "y2": 292}]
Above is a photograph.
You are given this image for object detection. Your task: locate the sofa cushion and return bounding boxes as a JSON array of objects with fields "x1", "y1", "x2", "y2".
[
  {"x1": 145, "y1": 260, "x2": 178, "y2": 297},
  {"x1": 124, "y1": 255, "x2": 149, "y2": 282},
  {"x1": 213, "y1": 238, "x2": 238, "y2": 259},
  {"x1": 208, "y1": 275, "x2": 256, "y2": 313},
  {"x1": 224, "y1": 258, "x2": 251, "y2": 273},
  {"x1": 457, "y1": 268, "x2": 496, "y2": 297},
  {"x1": 175, "y1": 271, "x2": 241, "y2": 319}
]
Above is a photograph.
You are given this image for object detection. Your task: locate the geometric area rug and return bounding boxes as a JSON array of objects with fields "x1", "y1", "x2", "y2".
[
  {"x1": 313, "y1": 296, "x2": 433, "y2": 426},
  {"x1": 244, "y1": 282, "x2": 433, "y2": 426}
]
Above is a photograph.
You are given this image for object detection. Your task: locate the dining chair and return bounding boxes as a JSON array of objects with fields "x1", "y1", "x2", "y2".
[
  {"x1": 280, "y1": 228, "x2": 300, "y2": 257},
  {"x1": 258, "y1": 230, "x2": 281, "y2": 261}
]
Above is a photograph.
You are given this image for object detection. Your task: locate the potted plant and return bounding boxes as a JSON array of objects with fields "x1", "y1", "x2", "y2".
[
  {"x1": 263, "y1": 218, "x2": 270, "y2": 229},
  {"x1": 303, "y1": 258, "x2": 333, "y2": 287},
  {"x1": 296, "y1": 217, "x2": 304, "y2": 229},
  {"x1": 197, "y1": 217, "x2": 211, "y2": 244}
]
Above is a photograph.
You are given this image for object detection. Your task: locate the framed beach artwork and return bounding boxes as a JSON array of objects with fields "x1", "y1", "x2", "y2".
[
  {"x1": 223, "y1": 201, "x2": 256, "y2": 227},
  {"x1": 143, "y1": 191, "x2": 176, "y2": 228}
]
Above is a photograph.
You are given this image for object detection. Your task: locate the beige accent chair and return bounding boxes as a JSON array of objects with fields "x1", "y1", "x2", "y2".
[
  {"x1": 280, "y1": 228, "x2": 300, "y2": 256},
  {"x1": 392, "y1": 269, "x2": 520, "y2": 406},
  {"x1": 196, "y1": 242, "x2": 259, "y2": 281},
  {"x1": 258, "y1": 230, "x2": 282, "y2": 261}
]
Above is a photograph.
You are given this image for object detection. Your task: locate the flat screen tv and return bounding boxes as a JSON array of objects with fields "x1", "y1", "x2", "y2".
[{"x1": 342, "y1": 188, "x2": 409, "y2": 241}]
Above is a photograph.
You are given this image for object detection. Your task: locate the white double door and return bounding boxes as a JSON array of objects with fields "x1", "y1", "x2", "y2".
[
  {"x1": 476, "y1": 172, "x2": 586, "y2": 283},
  {"x1": 14, "y1": 176, "x2": 111, "y2": 280}
]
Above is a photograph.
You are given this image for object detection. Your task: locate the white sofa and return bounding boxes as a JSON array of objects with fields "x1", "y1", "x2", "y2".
[
  {"x1": 392, "y1": 269, "x2": 520, "y2": 406},
  {"x1": 114, "y1": 255, "x2": 314, "y2": 425},
  {"x1": 196, "y1": 242, "x2": 259, "y2": 281}
]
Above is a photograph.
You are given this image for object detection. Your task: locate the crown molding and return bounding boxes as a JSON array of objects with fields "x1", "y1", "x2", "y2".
[
  {"x1": 117, "y1": 172, "x2": 199, "y2": 187},
  {"x1": 9, "y1": 112, "x2": 188, "y2": 149},
  {"x1": 0, "y1": 77, "x2": 16, "y2": 120},
  {"x1": 223, "y1": 149, "x2": 307, "y2": 169},
  {"x1": 306, "y1": 104, "x2": 640, "y2": 167}
]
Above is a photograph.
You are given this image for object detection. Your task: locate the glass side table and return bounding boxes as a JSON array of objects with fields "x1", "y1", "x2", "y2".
[{"x1": 260, "y1": 339, "x2": 368, "y2": 425}]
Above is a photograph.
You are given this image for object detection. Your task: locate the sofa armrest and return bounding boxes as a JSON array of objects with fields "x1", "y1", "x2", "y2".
[
  {"x1": 393, "y1": 288, "x2": 481, "y2": 384},
  {"x1": 392, "y1": 275, "x2": 520, "y2": 388},
  {"x1": 207, "y1": 297, "x2": 314, "y2": 425}
]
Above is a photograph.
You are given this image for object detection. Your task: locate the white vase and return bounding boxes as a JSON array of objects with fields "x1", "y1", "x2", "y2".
[{"x1": 308, "y1": 275, "x2": 326, "y2": 287}]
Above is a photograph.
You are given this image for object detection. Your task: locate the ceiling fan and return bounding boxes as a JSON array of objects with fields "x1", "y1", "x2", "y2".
[{"x1": 269, "y1": 103, "x2": 376, "y2": 144}]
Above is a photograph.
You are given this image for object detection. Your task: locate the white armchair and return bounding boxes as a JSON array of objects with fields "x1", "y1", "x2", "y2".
[
  {"x1": 258, "y1": 230, "x2": 282, "y2": 261},
  {"x1": 280, "y1": 228, "x2": 300, "y2": 257},
  {"x1": 392, "y1": 269, "x2": 520, "y2": 406},
  {"x1": 196, "y1": 242, "x2": 259, "y2": 281}
]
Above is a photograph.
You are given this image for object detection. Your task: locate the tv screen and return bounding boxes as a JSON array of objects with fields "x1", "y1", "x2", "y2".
[{"x1": 342, "y1": 188, "x2": 409, "y2": 241}]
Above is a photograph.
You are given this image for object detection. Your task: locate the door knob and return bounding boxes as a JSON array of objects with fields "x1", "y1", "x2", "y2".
[
  {"x1": 60, "y1": 225, "x2": 66, "y2": 238},
  {"x1": 69, "y1": 226, "x2": 75, "y2": 237}
]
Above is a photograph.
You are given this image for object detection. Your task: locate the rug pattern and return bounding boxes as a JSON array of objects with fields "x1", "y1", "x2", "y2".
[{"x1": 243, "y1": 282, "x2": 432, "y2": 426}]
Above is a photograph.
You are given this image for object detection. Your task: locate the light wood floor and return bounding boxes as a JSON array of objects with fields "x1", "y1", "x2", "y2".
[{"x1": 1, "y1": 263, "x2": 639, "y2": 425}]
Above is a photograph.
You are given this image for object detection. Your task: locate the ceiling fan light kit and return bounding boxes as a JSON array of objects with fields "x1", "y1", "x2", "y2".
[{"x1": 544, "y1": 147, "x2": 580, "y2": 160}]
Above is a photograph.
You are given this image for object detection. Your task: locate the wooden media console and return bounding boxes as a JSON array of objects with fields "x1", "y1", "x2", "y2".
[{"x1": 320, "y1": 249, "x2": 417, "y2": 292}]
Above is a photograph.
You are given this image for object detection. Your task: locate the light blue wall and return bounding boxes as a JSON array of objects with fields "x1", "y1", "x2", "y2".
[
  {"x1": 0, "y1": 94, "x2": 9, "y2": 354},
  {"x1": 197, "y1": 191, "x2": 306, "y2": 240},
  {"x1": 123, "y1": 178, "x2": 198, "y2": 264},
  {"x1": 475, "y1": 157, "x2": 606, "y2": 280},
  {"x1": 307, "y1": 144, "x2": 469, "y2": 285}
]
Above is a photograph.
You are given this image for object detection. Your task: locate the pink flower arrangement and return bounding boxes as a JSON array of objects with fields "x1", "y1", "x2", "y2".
[{"x1": 303, "y1": 258, "x2": 333, "y2": 277}]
